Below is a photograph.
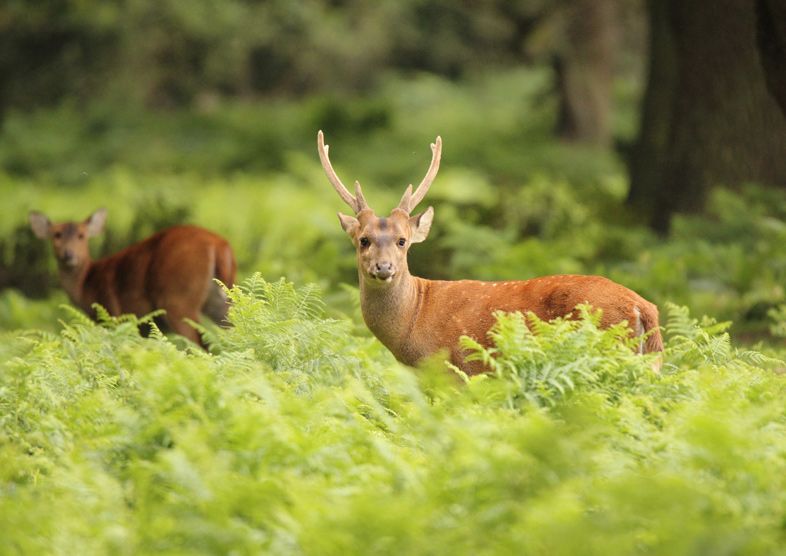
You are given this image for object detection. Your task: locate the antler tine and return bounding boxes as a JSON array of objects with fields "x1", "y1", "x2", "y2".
[
  {"x1": 404, "y1": 136, "x2": 442, "y2": 213},
  {"x1": 396, "y1": 184, "x2": 413, "y2": 212},
  {"x1": 317, "y1": 130, "x2": 366, "y2": 213},
  {"x1": 354, "y1": 181, "x2": 368, "y2": 209}
]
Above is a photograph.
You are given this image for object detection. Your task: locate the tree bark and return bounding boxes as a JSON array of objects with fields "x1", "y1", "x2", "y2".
[
  {"x1": 627, "y1": 0, "x2": 677, "y2": 231},
  {"x1": 554, "y1": 0, "x2": 616, "y2": 147},
  {"x1": 756, "y1": 0, "x2": 786, "y2": 116},
  {"x1": 628, "y1": 0, "x2": 786, "y2": 233}
]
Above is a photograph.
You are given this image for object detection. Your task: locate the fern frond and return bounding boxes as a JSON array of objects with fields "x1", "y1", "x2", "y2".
[
  {"x1": 60, "y1": 304, "x2": 92, "y2": 325},
  {"x1": 145, "y1": 319, "x2": 168, "y2": 343},
  {"x1": 138, "y1": 309, "x2": 166, "y2": 325},
  {"x1": 92, "y1": 303, "x2": 113, "y2": 324},
  {"x1": 665, "y1": 303, "x2": 698, "y2": 340}
]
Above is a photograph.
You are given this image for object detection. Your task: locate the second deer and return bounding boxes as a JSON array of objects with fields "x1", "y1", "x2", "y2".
[
  {"x1": 30, "y1": 208, "x2": 236, "y2": 348},
  {"x1": 317, "y1": 131, "x2": 663, "y2": 375}
]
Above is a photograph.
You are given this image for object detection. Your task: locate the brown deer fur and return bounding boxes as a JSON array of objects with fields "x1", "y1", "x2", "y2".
[{"x1": 30, "y1": 209, "x2": 236, "y2": 347}]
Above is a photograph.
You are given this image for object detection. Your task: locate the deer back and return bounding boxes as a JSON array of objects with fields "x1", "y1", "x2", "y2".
[{"x1": 80, "y1": 225, "x2": 235, "y2": 318}]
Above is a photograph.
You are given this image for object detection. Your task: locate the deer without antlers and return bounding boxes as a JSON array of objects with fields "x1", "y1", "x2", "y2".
[
  {"x1": 29, "y1": 209, "x2": 236, "y2": 348},
  {"x1": 317, "y1": 130, "x2": 663, "y2": 375}
]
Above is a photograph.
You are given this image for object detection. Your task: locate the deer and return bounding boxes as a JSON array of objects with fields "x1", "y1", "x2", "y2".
[
  {"x1": 29, "y1": 208, "x2": 236, "y2": 348},
  {"x1": 317, "y1": 130, "x2": 663, "y2": 375}
]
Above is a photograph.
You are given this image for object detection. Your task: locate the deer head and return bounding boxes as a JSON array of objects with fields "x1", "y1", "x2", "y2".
[
  {"x1": 29, "y1": 208, "x2": 107, "y2": 273},
  {"x1": 317, "y1": 130, "x2": 441, "y2": 286}
]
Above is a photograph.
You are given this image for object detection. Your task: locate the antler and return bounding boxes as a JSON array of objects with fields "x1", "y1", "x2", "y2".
[
  {"x1": 397, "y1": 136, "x2": 442, "y2": 213},
  {"x1": 317, "y1": 130, "x2": 368, "y2": 213}
]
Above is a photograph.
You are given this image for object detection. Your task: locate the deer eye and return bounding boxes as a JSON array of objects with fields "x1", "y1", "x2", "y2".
[
  {"x1": 397, "y1": 238, "x2": 406, "y2": 247},
  {"x1": 53, "y1": 231, "x2": 62, "y2": 239},
  {"x1": 359, "y1": 237, "x2": 370, "y2": 248},
  {"x1": 78, "y1": 233, "x2": 85, "y2": 240}
]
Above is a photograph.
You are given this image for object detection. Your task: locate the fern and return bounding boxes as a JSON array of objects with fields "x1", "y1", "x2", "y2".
[
  {"x1": 2, "y1": 277, "x2": 786, "y2": 554},
  {"x1": 216, "y1": 275, "x2": 393, "y2": 392},
  {"x1": 462, "y1": 306, "x2": 654, "y2": 409}
]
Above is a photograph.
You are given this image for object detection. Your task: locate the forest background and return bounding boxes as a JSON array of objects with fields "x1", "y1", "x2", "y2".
[{"x1": 3, "y1": 2, "x2": 786, "y2": 553}]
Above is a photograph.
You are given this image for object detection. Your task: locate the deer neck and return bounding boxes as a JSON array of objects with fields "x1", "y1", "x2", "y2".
[
  {"x1": 58, "y1": 262, "x2": 91, "y2": 309},
  {"x1": 359, "y1": 269, "x2": 424, "y2": 354}
]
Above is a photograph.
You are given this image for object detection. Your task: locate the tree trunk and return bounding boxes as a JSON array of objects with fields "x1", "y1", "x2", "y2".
[
  {"x1": 554, "y1": 0, "x2": 616, "y2": 146},
  {"x1": 756, "y1": 0, "x2": 786, "y2": 116},
  {"x1": 628, "y1": 0, "x2": 786, "y2": 233},
  {"x1": 627, "y1": 0, "x2": 677, "y2": 231}
]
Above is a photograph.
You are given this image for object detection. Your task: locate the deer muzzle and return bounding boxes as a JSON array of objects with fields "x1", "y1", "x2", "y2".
[
  {"x1": 59, "y1": 249, "x2": 78, "y2": 268},
  {"x1": 372, "y1": 261, "x2": 396, "y2": 281}
]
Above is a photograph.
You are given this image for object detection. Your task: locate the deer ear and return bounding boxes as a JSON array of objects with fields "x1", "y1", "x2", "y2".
[
  {"x1": 337, "y1": 212, "x2": 359, "y2": 237},
  {"x1": 29, "y1": 211, "x2": 52, "y2": 239},
  {"x1": 85, "y1": 208, "x2": 107, "y2": 237},
  {"x1": 409, "y1": 206, "x2": 434, "y2": 243}
]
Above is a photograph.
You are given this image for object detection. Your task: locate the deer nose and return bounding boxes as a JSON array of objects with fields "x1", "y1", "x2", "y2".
[
  {"x1": 374, "y1": 262, "x2": 395, "y2": 280},
  {"x1": 60, "y1": 248, "x2": 77, "y2": 266}
]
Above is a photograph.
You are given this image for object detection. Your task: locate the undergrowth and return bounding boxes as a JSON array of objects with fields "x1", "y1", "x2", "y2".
[{"x1": 2, "y1": 275, "x2": 786, "y2": 555}]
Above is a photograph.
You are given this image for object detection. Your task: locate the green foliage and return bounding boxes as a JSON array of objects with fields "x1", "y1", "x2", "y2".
[
  {"x1": 2, "y1": 277, "x2": 786, "y2": 554},
  {"x1": 768, "y1": 304, "x2": 786, "y2": 338},
  {"x1": 217, "y1": 275, "x2": 370, "y2": 380},
  {"x1": 608, "y1": 185, "x2": 786, "y2": 335},
  {"x1": 0, "y1": 289, "x2": 65, "y2": 331},
  {"x1": 461, "y1": 305, "x2": 652, "y2": 408},
  {"x1": 0, "y1": 0, "x2": 549, "y2": 112}
]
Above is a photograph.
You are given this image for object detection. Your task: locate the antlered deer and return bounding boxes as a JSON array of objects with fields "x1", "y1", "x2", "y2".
[
  {"x1": 317, "y1": 130, "x2": 663, "y2": 375},
  {"x1": 29, "y1": 208, "x2": 236, "y2": 348}
]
